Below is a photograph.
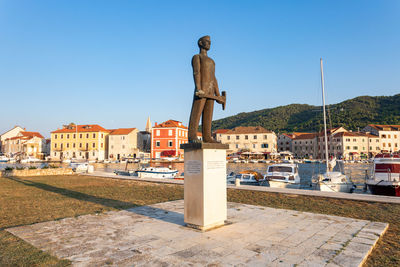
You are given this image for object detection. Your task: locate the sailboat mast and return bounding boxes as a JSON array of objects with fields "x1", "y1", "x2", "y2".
[{"x1": 320, "y1": 58, "x2": 329, "y2": 172}]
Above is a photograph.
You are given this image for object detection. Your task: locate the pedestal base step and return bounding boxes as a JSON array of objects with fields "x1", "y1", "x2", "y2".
[{"x1": 185, "y1": 220, "x2": 227, "y2": 231}]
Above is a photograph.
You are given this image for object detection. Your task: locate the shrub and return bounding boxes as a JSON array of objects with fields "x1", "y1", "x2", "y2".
[
  {"x1": 4, "y1": 166, "x2": 14, "y2": 171},
  {"x1": 16, "y1": 167, "x2": 25, "y2": 170},
  {"x1": 28, "y1": 166, "x2": 37, "y2": 170},
  {"x1": 49, "y1": 165, "x2": 59, "y2": 168}
]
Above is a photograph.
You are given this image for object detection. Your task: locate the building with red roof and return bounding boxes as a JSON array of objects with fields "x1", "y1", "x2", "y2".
[
  {"x1": 108, "y1": 128, "x2": 139, "y2": 160},
  {"x1": 363, "y1": 124, "x2": 400, "y2": 153},
  {"x1": 50, "y1": 124, "x2": 110, "y2": 161},
  {"x1": 287, "y1": 126, "x2": 382, "y2": 160},
  {"x1": 278, "y1": 132, "x2": 314, "y2": 153},
  {"x1": 2, "y1": 130, "x2": 46, "y2": 159},
  {"x1": 151, "y1": 120, "x2": 188, "y2": 159},
  {"x1": 215, "y1": 126, "x2": 277, "y2": 154},
  {"x1": 0, "y1": 126, "x2": 25, "y2": 153}
]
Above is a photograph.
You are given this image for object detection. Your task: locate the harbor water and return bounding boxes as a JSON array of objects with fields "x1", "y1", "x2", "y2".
[{"x1": 0, "y1": 161, "x2": 372, "y2": 193}]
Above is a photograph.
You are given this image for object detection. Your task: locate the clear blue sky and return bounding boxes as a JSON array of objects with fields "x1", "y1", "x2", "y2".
[{"x1": 0, "y1": 0, "x2": 399, "y2": 137}]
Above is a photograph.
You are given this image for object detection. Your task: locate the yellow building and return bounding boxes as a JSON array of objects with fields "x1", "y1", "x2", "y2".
[{"x1": 51, "y1": 124, "x2": 110, "y2": 161}]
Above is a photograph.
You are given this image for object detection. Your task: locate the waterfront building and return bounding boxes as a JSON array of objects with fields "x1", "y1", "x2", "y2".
[
  {"x1": 216, "y1": 126, "x2": 277, "y2": 154},
  {"x1": 362, "y1": 124, "x2": 400, "y2": 153},
  {"x1": 292, "y1": 133, "x2": 318, "y2": 159},
  {"x1": 151, "y1": 120, "x2": 188, "y2": 159},
  {"x1": 278, "y1": 133, "x2": 294, "y2": 152},
  {"x1": 291, "y1": 127, "x2": 380, "y2": 160},
  {"x1": 44, "y1": 139, "x2": 51, "y2": 156},
  {"x1": 212, "y1": 129, "x2": 229, "y2": 140},
  {"x1": 108, "y1": 128, "x2": 139, "y2": 160},
  {"x1": 50, "y1": 124, "x2": 110, "y2": 161},
  {"x1": 314, "y1": 127, "x2": 348, "y2": 159},
  {"x1": 137, "y1": 131, "x2": 151, "y2": 153},
  {"x1": 2, "y1": 131, "x2": 46, "y2": 159},
  {"x1": 278, "y1": 132, "x2": 316, "y2": 154},
  {"x1": 0, "y1": 126, "x2": 25, "y2": 153},
  {"x1": 329, "y1": 131, "x2": 380, "y2": 160},
  {"x1": 137, "y1": 117, "x2": 152, "y2": 153}
]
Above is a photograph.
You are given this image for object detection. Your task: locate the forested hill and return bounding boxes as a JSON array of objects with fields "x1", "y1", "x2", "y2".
[{"x1": 211, "y1": 94, "x2": 400, "y2": 133}]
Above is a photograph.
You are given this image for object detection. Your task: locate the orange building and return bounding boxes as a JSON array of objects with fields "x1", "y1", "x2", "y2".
[{"x1": 151, "y1": 120, "x2": 188, "y2": 159}]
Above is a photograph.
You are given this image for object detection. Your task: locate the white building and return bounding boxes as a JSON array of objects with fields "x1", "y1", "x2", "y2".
[
  {"x1": 216, "y1": 126, "x2": 277, "y2": 154},
  {"x1": 363, "y1": 124, "x2": 400, "y2": 153},
  {"x1": 3, "y1": 131, "x2": 46, "y2": 159},
  {"x1": 108, "y1": 128, "x2": 139, "y2": 160},
  {"x1": 0, "y1": 126, "x2": 25, "y2": 153}
]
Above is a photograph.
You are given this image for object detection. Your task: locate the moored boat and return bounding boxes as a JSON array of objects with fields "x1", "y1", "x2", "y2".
[
  {"x1": 136, "y1": 167, "x2": 178, "y2": 179},
  {"x1": 228, "y1": 170, "x2": 263, "y2": 186},
  {"x1": 311, "y1": 59, "x2": 355, "y2": 194},
  {"x1": 366, "y1": 153, "x2": 400, "y2": 196},
  {"x1": 0, "y1": 156, "x2": 9, "y2": 162},
  {"x1": 262, "y1": 163, "x2": 301, "y2": 189},
  {"x1": 313, "y1": 171, "x2": 355, "y2": 193},
  {"x1": 21, "y1": 156, "x2": 42, "y2": 163}
]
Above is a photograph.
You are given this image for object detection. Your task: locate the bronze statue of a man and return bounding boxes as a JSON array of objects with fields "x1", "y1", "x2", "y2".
[{"x1": 188, "y1": 35, "x2": 226, "y2": 143}]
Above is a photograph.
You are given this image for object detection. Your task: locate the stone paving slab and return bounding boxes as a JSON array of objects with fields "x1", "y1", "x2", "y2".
[{"x1": 7, "y1": 200, "x2": 387, "y2": 267}]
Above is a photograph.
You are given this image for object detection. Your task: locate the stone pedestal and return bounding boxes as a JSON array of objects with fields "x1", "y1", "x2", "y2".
[{"x1": 181, "y1": 143, "x2": 229, "y2": 231}]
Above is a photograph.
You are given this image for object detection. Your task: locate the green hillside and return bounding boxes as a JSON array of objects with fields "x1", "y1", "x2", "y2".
[{"x1": 212, "y1": 94, "x2": 400, "y2": 133}]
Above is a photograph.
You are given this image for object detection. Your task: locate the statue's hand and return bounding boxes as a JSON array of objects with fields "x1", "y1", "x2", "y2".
[
  {"x1": 195, "y1": 90, "x2": 205, "y2": 97},
  {"x1": 216, "y1": 97, "x2": 224, "y2": 104}
]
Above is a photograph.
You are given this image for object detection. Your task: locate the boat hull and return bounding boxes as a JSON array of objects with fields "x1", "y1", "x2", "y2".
[
  {"x1": 228, "y1": 180, "x2": 259, "y2": 186},
  {"x1": 265, "y1": 180, "x2": 300, "y2": 189},
  {"x1": 137, "y1": 171, "x2": 178, "y2": 179},
  {"x1": 367, "y1": 184, "x2": 400, "y2": 197},
  {"x1": 315, "y1": 182, "x2": 354, "y2": 193}
]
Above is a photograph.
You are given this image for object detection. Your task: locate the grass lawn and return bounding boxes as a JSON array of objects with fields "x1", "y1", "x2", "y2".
[{"x1": 0, "y1": 175, "x2": 398, "y2": 266}]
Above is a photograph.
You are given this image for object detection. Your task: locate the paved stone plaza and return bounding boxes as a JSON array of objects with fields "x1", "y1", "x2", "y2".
[{"x1": 7, "y1": 200, "x2": 387, "y2": 266}]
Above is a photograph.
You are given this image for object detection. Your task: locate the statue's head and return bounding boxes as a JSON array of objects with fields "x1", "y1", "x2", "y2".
[{"x1": 198, "y1": 35, "x2": 211, "y2": 51}]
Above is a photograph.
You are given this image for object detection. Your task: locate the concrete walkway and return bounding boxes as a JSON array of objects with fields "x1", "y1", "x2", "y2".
[
  {"x1": 7, "y1": 200, "x2": 387, "y2": 266},
  {"x1": 86, "y1": 171, "x2": 400, "y2": 204}
]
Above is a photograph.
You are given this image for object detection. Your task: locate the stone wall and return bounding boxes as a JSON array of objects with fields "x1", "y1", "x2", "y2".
[{"x1": 0, "y1": 168, "x2": 73, "y2": 177}]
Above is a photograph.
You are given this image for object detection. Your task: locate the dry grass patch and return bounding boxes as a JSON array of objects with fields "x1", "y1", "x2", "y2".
[{"x1": 0, "y1": 175, "x2": 183, "y2": 266}]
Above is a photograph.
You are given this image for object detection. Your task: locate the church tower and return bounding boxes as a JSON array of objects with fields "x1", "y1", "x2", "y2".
[{"x1": 145, "y1": 116, "x2": 152, "y2": 133}]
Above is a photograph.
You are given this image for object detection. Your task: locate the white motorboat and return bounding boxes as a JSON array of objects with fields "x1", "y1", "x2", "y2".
[
  {"x1": 228, "y1": 170, "x2": 263, "y2": 186},
  {"x1": 114, "y1": 170, "x2": 137, "y2": 176},
  {"x1": 21, "y1": 156, "x2": 41, "y2": 163},
  {"x1": 226, "y1": 172, "x2": 235, "y2": 181},
  {"x1": 69, "y1": 162, "x2": 93, "y2": 173},
  {"x1": 0, "y1": 156, "x2": 9, "y2": 162},
  {"x1": 262, "y1": 164, "x2": 301, "y2": 189},
  {"x1": 313, "y1": 172, "x2": 355, "y2": 193},
  {"x1": 136, "y1": 167, "x2": 178, "y2": 179},
  {"x1": 365, "y1": 153, "x2": 400, "y2": 196}
]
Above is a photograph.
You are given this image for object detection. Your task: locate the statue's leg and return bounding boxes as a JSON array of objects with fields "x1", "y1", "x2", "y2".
[
  {"x1": 188, "y1": 98, "x2": 206, "y2": 142},
  {"x1": 202, "y1": 99, "x2": 215, "y2": 142}
]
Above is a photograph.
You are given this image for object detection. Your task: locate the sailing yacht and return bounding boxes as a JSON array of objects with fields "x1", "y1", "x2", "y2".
[{"x1": 312, "y1": 59, "x2": 355, "y2": 193}]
